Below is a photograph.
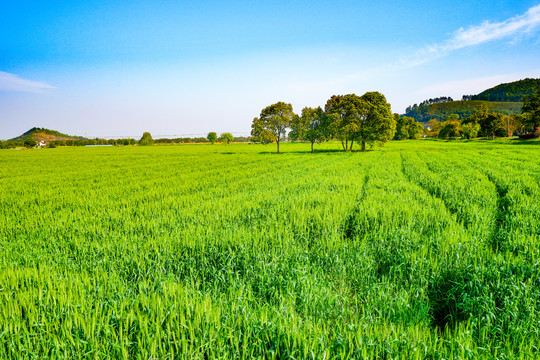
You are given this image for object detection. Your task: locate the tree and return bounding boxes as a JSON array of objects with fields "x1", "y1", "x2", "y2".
[
  {"x1": 289, "y1": 106, "x2": 329, "y2": 152},
  {"x1": 439, "y1": 119, "x2": 462, "y2": 139},
  {"x1": 425, "y1": 119, "x2": 441, "y2": 138},
  {"x1": 508, "y1": 113, "x2": 525, "y2": 134},
  {"x1": 479, "y1": 113, "x2": 505, "y2": 139},
  {"x1": 24, "y1": 138, "x2": 36, "y2": 148},
  {"x1": 325, "y1": 92, "x2": 395, "y2": 152},
  {"x1": 357, "y1": 92, "x2": 395, "y2": 152},
  {"x1": 256, "y1": 102, "x2": 295, "y2": 153},
  {"x1": 395, "y1": 115, "x2": 423, "y2": 140},
  {"x1": 462, "y1": 122, "x2": 481, "y2": 139},
  {"x1": 219, "y1": 132, "x2": 234, "y2": 145},
  {"x1": 207, "y1": 132, "x2": 217, "y2": 144},
  {"x1": 438, "y1": 115, "x2": 461, "y2": 139},
  {"x1": 409, "y1": 121, "x2": 424, "y2": 139},
  {"x1": 324, "y1": 95, "x2": 353, "y2": 151},
  {"x1": 138, "y1": 132, "x2": 154, "y2": 146},
  {"x1": 522, "y1": 87, "x2": 540, "y2": 133}
]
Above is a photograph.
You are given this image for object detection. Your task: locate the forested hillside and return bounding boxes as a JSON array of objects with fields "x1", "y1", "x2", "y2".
[
  {"x1": 404, "y1": 78, "x2": 539, "y2": 122},
  {"x1": 403, "y1": 100, "x2": 521, "y2": 122},
  {"x1": 463, "y1": 78, "x2": 540, "y2": 102}
]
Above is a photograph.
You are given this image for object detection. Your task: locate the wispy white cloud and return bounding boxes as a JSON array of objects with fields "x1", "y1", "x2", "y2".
[
  {"x1": 407, "y1": 4, "x2": 540, "y2": 66},
  {"x1": 0, "y1": 71, "x2": 55, "y2": 92}
]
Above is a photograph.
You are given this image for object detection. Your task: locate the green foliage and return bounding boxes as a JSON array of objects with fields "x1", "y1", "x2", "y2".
[
  {"x1": 462, "y1": 122, "x2": 481, "y2": 139},
  {"x1": 138, "y1": 131, "x2": 154, "y2": 146},
  {"x1": 219, "y1": 132, "x2": 234, "y2": 144},
  {"x1": 1, "y1": 141, "x2": 540, "y2": 358},
  {"x1": 462, "y1": 106, "x2": 508, "y2": 139},
  {"x1": 395, "y1": 115, "x2": 424, "y2": 140},
  {"x1": 207, "y1": 131, "x2": 218, "y2": 144},
  {"x1": 479, "y1": 113, "x2": 506, "y2": 139},
  {"x1": 438, "y1": 118, "x2": 462, "y2": 139},
  {"x1": 23, "y1": 138, "x2": 36, "y2": 148}
]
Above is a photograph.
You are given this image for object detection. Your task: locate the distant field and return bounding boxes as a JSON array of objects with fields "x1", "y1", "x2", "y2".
[{"x1": 1, "y1": 140, "x2": 539, "y2": 359}]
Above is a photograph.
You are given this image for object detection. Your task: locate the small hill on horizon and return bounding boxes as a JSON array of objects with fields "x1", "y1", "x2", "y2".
[{"x1": 10, "y1": 127, "x2": 87, "y2": 142}]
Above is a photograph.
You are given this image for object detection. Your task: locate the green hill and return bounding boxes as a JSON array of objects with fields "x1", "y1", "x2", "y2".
[
  {"x1": 464, "y1": 78, "x2": 540, "y2": 102},
  {"x1": 10, "y1": 127, "x2": 87, "y2": 142},
  {"x1": 404, "y1": 100, "x2": 522, "y2": 122}
]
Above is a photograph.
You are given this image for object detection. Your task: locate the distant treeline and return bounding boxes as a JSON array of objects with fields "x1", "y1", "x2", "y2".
[
  {"x1": 405, "y1": 96, "x2": 454, "y2": 115},
  {"x1": 155, "y1": 136, "x2": 249, "y2": 144},
  {"x1": 0, "y1": 136, "x2": 251, "y2": 149},
  {"x1": 0, "y1": 138, "x2": 138, "y2": 149}
]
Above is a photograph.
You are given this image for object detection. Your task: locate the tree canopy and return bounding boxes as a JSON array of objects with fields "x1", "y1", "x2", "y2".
[
  {"x1": 355, "y1": 92, "x2": 395, "y2": 152},
  {"x1": 207, "y1": 132, "x2": 217, "y2": 144},
  {"x1": 256, "y1": 102, "x2": 295, "y2": 153},
  {"x1": 219, "y1": 132, "x2": 234, "y2": 145},
  {"x1": 138, "y1": 132, "x2": 154, "y2": 146}
]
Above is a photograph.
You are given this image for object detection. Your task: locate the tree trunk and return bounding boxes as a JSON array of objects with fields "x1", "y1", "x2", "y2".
[
  {"x1": 349, "y1": 140, "x2": 354, "y2": 152},
  {"x1": 345, "y1": 139, "x2": 348, "y2": 152},
  {"x1": 361, "y1": 140, "x2": 366, "y2": 152},
  {"x1": 276, "y1": 139, "x2": 280, "y2": 153},
  {"x1": 341, "y1": 141, "x2": 346, "y2": 151},
  {"x1": 311, "y1": 141, "x2": 314, "y2": 153}
]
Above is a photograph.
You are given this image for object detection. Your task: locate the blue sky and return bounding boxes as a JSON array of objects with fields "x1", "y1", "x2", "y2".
[{"x1": 1, "y1": 0, "x2": 540, "y2": 139}]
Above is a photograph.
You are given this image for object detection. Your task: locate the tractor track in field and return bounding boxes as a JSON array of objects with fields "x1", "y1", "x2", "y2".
[
  {"x1": 399, "y1": 151, "x2": 470, "y2": 233},
  {"x1": 456, "y1": 151, "x2": 512, "y2": 252},
  {"x1": 414, "y1": 150, "x2": 514, "y2": 253},
  {"x1": 342, "y1": 152, "x2": 380, "y2": 240},
  {"x1": 484, "y1": 173, "x2": 510, "y2": 252}
]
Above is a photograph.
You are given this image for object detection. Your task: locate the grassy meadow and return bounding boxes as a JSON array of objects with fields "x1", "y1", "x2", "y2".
[{"x1": 1, "y1": 139, "x2": 539, "y2": 359}]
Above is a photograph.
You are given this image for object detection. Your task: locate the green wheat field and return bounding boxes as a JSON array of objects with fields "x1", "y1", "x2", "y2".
[{"x1": 1, "y1": 140, "x2": 539, "y2": 359}]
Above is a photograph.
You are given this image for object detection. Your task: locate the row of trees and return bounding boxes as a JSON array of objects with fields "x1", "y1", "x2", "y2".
[
  {"x1": 405, "y1": 96, "x2": 454, "y2": 114},
  {"x1": 0, "y1": 133, "x2": 252, "y2": 149},
  {"x1": 206, "y1": 132, "x2": 235, "y2": 145},
  {"x1": 0, "y1": 137, "x2": 140, "y2": 149},
  {"x1": 250, "y1": 92, "x2": 398, "y2": 153}
]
